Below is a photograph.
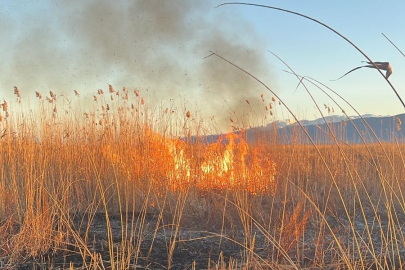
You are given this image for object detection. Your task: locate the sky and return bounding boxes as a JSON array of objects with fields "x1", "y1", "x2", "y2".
[{"x1": 1, "y1": 0, "x2": 404, "y2": 132}]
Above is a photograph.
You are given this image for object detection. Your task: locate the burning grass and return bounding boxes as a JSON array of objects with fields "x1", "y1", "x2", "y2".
[
  {"x1": 1, "y1": 2, "x2": 405, "y2": 268},
  {"x1": 103, "y1": 127, "x2": 277, "y2": 194},
  {"x1": 0, "y1": 88, "x2": 404, "y2": 269}
]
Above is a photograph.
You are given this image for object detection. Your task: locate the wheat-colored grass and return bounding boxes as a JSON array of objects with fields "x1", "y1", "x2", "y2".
[{"x1": 0, "y1": 85, "x2": 404, "y2": 269}]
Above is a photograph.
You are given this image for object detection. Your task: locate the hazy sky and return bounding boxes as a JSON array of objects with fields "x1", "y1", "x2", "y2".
[{"x1": 1, "y1": 0, "x2": 404, "y2": 130}]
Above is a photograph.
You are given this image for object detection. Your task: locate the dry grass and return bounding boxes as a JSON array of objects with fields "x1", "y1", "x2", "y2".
[
  {"x1": 0, "y1": 3, "x2": 403, "y2": 268},
  {"x1": 0, "y1": 87, "x2": 404, "y2": 269}
]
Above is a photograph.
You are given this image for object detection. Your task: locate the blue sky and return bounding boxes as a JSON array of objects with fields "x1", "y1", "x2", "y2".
[
  {"x1": 235, "y1": 1, "x2": 405, "y2": 118},
  {"x1": 1, "y1": 1, "x2": 404, "y2": 130}
]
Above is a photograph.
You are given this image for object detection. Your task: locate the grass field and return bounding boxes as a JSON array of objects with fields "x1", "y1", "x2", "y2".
[{"x1": 0, "y1": 85, "x2": 404, "y2": 269}]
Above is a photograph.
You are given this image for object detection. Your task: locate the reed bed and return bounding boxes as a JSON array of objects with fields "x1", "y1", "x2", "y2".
[
  {"x1": 0, "y1": 85, "x2": 404, "y2": 269},
  {"x1": 1, "y1": 4, "x2": 404, "y2": 267}
]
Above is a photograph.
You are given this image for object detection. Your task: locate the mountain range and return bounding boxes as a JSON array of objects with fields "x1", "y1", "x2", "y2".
[{"x1": 194, "y1": 114, "x2": 405, "y2": 144}]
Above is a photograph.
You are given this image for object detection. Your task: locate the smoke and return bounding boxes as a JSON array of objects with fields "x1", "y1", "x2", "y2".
[{"x1": 1, "y1": 0, "x2": 275, "y2": 131}]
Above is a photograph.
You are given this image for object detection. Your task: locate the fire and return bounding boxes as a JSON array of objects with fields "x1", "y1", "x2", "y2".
[
  {"x1": 199, "y1": 132, "x2": 276, "y2": 194},
  {"x1": 102, "y1": 127, "x2": 277, "y2": 195},
  {"x1": 200, "y1": 133, "x2": 244, "y2": 189}
]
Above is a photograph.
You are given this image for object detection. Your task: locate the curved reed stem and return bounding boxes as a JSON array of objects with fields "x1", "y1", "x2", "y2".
[
  {"x1": 382, "y1": 33, "x2": 405, "y2": 58},
  {"x1": 217, "y1": 2, "x2": 405, "y2": 109}
]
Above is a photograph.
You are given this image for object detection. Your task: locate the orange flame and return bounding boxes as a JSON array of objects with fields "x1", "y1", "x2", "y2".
[{"x1": 103, "y1": 128, "x2": 277, "y2": 195}]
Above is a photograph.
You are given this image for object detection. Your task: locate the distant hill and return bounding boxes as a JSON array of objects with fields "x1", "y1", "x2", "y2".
[
  {"x1": 189, "y1": 114, "x2": 405, "y2": 144},
  {"x1": 272, "y1": 114, "x2": 388, "y2": 129},
  {"x1": 251, "y1": 113, "x2": 405, "y2": 144}
]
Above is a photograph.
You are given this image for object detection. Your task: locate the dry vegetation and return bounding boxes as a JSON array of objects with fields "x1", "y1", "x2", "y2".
[{"x1": 0, "y1": 85, "x2": 404, "y2": 270}]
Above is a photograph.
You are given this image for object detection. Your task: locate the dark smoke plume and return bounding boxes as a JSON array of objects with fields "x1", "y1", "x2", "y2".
[{"x1": 1, "y1": 0, "x2": 275, "y2": 131}]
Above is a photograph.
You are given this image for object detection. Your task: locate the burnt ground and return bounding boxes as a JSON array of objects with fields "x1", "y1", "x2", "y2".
[{"x1": 5, "y1": 212, "x2": 405, "y2": 270}]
